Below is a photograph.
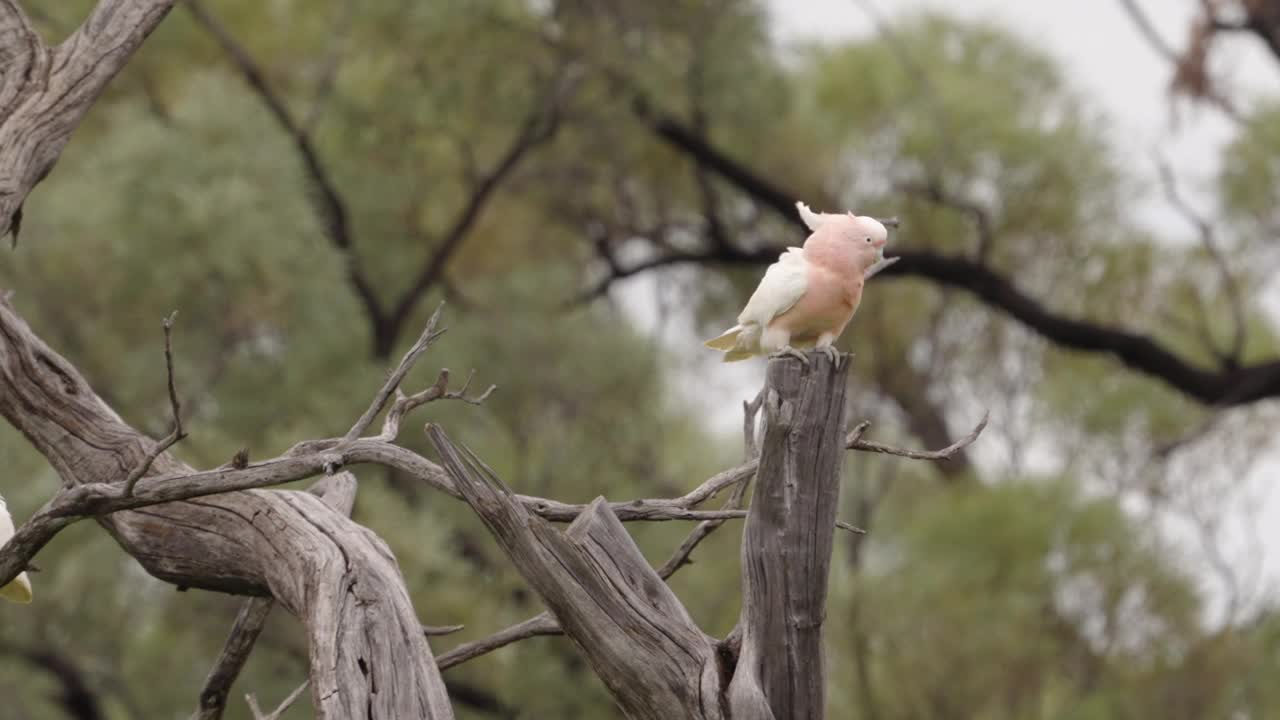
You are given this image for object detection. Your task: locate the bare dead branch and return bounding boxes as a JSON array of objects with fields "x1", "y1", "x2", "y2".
[
  {"x1": 123, "y1": 312, "x2": 186, "y2": 495},
  {"x1": 436, "y1": 613, "x2": 561, "y2": 671},
  {"x1": 346, "y1": 302, "x2": 446, "y2": 441},
  {"x1": 245, "y1": 681, "x2": 308, "y2": 720},
  {"x1": 0, "y1": 0, "x2": 181, "y2": 238},
  {"x1": 435, "y1": 401, "x2": 872, "y2": 673},
  {"x1": 423, "y1": 624, "x2": 466, "y2": 638},
  {"x1": 0, "y1": 303, "x2": 453, "y2": 718},
  {"x1": 190, "y1": 474, "x2": 356, "y2": 720},
  {"x1": 658, "y1": 393, "x2": 771, "y2": 578},
  {"x1": 429, "y1": 426, "x2": 722, "y2": 719},
  {"x1": 192, "y1": 598, "x2": 274, "y2": 720},
  {"x1": 375, "y1": 369, "x2": 496, "y2": 443},
  {"x1": 848, "y1": 412, "x2": 988, "y2": 460}
]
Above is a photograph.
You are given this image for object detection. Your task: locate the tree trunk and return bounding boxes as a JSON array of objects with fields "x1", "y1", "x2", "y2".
[
  {"x1": 0, "y1": 300, "x2": 454, "y2": 719},
  {"x1": 729, "y1": 353, "x2": 849, "y2": 720}
]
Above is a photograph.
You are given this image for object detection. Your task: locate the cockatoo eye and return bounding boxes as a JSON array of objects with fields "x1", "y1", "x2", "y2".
[{"x1": 864, "y1": 237, "x2": 872, "y2": 243}]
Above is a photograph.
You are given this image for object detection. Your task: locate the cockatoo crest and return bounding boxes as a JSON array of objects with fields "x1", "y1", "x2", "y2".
[{"x1": 796, "y1": 201, "x2": 856, "y2": 231}]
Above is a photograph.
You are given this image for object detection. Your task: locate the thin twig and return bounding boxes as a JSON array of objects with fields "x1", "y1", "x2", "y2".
[
  {"x1": 123, "y1": 312, "x2": 186, "y2": 495},
  {"x1": 897, "y1": 179, "x2": 995, "y2": 259},
  {"x1": 1155, "y1": 157, "x2": 1247, "y2": 364},
  {"x1": 847, "y1": 412, "x2": 987, "y2": 460},
  {"x1": 376, "y1": 368, "x2": 496, "y2": 442},
  {"x1": 245, "y1": 680, "x2": 308, "y2": 720},
  {"x1": 435, "y1": 613, "x2": 561, "y2": 671},
  {"x1": 423, "y1": 624, "x2": 465, "y2": 637},
  {"x1": 424, "y1": 413, "x2": 933, "y2": 673},
  {"x1": 657, "y1": 395, "x2": 767, "y2": 578},
  {"x1": 1114, "y1": 0, "x2": 1242, "y2": 121},
  {"x1": 303, "y1": 0, "x2": 355, "y2": 131},
  {"x1": 345, "y1": 303, "x2": 446, "y2": 441}
]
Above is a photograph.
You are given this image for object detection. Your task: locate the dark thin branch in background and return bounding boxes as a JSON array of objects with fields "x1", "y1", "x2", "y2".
[
  {"x1": 190, "y1": 0, "x2": 570, "y2": 358},
  {"x1": 0, "y1": 643, "x2": 105, "y2": 720},
  {"x1": 382, "y1": 72, "x2": 569, "y2": 347},
  {"x1": 303, "y1": 0, "x2": 355, "y2": 131},
  {"x1": 1155, "y1": 157, "x2": 1247, "y2": 365},
  {"x1": 897, "y1": 179, "x2": 995, "y2": 260},
  {"x1": 625, "y1": 105, "x2": 1280, "y2": 407},
  {"x1": 1114, "y1": 0, "x2": 1242, "y2": 120},
  {"x1": 184, "y1": 0, "x2": 385, "y2": 342},
  {"x1": 1116, "y1": 0, "x2": 1180, "y2": 61}
]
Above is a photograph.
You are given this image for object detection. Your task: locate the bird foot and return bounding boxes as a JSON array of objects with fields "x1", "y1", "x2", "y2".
[
  {"x1": 770, "y1": 346, "x2": 811, "y2": 367},
  {"x1": 817, "y1": 345, "x2": 841, "y2": 365}
]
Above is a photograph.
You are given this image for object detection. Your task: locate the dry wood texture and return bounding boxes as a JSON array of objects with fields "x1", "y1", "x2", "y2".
[
  {"x1": 0, "y1": 300, "x2": 454, "y2": 719},
  {"x1": 730, "y1": 352, "x2": 850, "y2": 720}
]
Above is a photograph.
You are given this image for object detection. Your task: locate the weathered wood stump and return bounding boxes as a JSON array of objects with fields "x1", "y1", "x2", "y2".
[{"x1": 730, "y1": 351, "x2": 850, "y2": 720}]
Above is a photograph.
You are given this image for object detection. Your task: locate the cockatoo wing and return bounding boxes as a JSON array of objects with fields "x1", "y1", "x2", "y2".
[
  {"x1": 737, "y1": 247, "x2": 809, "y2": 327},
  {"x1": 796, "y1": 201, "x2": 848, "y2": 231},
  {"x1": 0, "y1": 497, "x2": 31, "y2": 604}
]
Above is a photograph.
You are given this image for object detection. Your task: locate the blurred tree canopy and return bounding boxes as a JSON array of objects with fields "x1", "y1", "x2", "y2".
[{"x1": 2, "y1": 1, "x2": 1279, "y2": 718}]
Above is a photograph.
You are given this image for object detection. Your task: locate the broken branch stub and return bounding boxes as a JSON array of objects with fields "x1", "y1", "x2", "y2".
[
  {"x1": 428, "y1": 426, "x2": 726, "y2": 719},
  {"x1": 729, "y1": 351, "x2": 851, "y2": 720}
]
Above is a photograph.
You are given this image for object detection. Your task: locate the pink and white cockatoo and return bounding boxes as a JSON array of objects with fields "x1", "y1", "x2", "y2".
[
  {"x1": 0, "y1": 494, "x2": 31, "y2": 604},
  {"x1": 704, "y1": 201, "x2": 889, "y2": 363}
]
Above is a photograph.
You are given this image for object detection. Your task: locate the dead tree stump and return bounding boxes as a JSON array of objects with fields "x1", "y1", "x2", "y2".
[{"x1": 729, "y1": 352, "x2": 850, "y2": 720}]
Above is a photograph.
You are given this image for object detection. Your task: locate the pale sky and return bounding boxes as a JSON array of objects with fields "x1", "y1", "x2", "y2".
[{"x1": 768, "y1": 0, "x2": 1276, "y2": 197}]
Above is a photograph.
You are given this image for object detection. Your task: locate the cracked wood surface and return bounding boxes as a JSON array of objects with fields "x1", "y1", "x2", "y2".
[
  {"x1": 0, "y1": 300, "x2": 453, "y2": 719},
  {"x1": 0, "y1": 1, "x2": 181, "y2": 239},
  {"x1": 729, "y1": 353, "x2": 850, "y2": 720},
  {"x1": 430, "y1": 427, "x2": 727, "y2": 720}
]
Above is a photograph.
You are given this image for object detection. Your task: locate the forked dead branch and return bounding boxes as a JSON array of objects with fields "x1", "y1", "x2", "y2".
[{"x1": 0, "y1": 293, "x2": 983, "y2": 718}]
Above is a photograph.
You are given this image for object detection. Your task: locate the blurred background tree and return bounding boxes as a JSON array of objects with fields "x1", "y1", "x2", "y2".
[{"x1": 3, "y1": 0, "x2": 1280, "y2": 718}]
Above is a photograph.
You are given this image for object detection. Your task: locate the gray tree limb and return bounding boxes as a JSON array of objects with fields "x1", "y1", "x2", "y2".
[
  {"x1": 0, "y1": 299, "x2": 454, "y2": 719},
  {"x1": 0, "y1": 0, "x2": 181, "y2": 240},
  {"x1": 191, "y1": 473, "x2": 357, "y2": 720},
  {"x1": 429, "y1": 426, "x2": 727, "y2": 719}
]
